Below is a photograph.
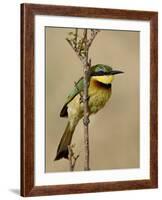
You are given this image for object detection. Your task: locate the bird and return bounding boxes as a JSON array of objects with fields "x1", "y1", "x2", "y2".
[{"x1": 54, "y1": 64, "x2": 123, "y2": 161}]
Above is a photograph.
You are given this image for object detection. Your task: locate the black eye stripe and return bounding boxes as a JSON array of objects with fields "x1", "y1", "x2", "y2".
[
  {"x1": 97, "y1": 71, "x2": 106, "y2": 75},
  {"x1": 91, "y1": 71, "x2": 109, "y2": 76}
]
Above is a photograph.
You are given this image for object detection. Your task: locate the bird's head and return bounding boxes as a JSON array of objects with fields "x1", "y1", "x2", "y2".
[{"x1": 90, "y1": 64, "x2": 124, "y2": 84}]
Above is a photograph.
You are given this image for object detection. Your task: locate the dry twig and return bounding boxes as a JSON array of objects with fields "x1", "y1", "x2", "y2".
[
  {"x1": 66, "y1": 28, "x2": 100, "y2": 171},
  {"x1": 68, "y1": 145, "x2": 79, "y2": 171}
]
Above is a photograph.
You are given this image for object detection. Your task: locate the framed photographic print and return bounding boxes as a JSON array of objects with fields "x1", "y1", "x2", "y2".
[{"x1": 21, "y1": 3, "x2": 158, "y2": 197}]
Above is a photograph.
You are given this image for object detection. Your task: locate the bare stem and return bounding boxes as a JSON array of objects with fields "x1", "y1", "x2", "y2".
[
  {"x1": 88, "y1": 29, "x2": 100, "y2": 48},
  {"x1": 82, "y1": 29, "x2": 90, "y2": 171},
  {"x1": 68, "y1": 145, "x2": 73, "y2": 171},
  {"x1": 68, "y1": 145, "x2": 79, "y2": 171},
  {"x1": 74, "y1": 28, "x2": 78, "y2": 49},
  {"x1": 66, "y1": 28, "x2": 100, "y2": 171}
]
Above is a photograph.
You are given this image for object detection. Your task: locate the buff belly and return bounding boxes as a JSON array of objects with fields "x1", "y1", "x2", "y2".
[
  {"x1": 88, "y1": 88, "x2": 111, "y2": 114},
  {"x1": 67, "y1": 80, "x2": 111, "y2": 127}
]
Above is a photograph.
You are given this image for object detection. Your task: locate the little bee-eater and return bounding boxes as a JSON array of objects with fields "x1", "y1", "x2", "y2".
[{"x1": 55, "y1": 64, "x2": 123, "y2": 160}]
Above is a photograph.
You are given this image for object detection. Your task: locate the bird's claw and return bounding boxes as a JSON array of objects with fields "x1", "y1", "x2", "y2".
[{"x1": 83, "y1": 118, "x2": 90, "y2": 126}]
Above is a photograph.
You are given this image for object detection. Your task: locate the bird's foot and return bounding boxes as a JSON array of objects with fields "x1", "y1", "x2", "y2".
[
  {"x1": 83, "y1": 118, "x2": 90, "y2": 126},
  {"x1": 82, "y1": 96, "x2": 90, "y2": 103}
]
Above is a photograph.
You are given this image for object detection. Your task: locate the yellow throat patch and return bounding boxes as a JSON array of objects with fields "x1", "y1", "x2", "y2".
[{"x1": 92, "y1": 75, "x2": 114, "y2": 84}]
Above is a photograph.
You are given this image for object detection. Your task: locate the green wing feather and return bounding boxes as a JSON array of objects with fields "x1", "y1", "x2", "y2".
[{"x1": 60, "y1": 77, "x2": 84, "y2": 117}]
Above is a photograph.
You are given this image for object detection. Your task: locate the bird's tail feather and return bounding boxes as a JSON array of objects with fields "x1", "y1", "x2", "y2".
[{"x1": 54, "y1": 122, "x2": 75, "y2": 160}]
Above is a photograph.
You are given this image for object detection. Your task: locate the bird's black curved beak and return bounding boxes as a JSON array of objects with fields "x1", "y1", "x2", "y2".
[{"x1": 108, "y1": 70, "x2": 124, "y2": 75}]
